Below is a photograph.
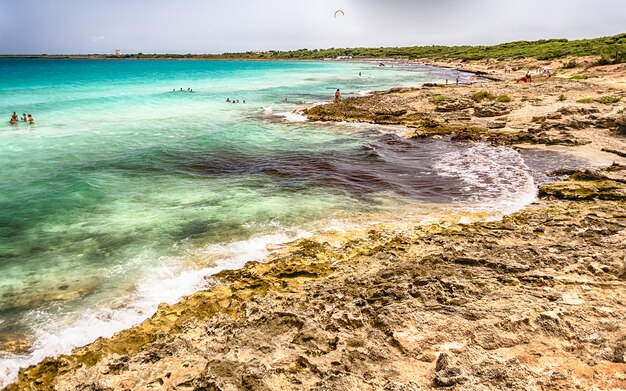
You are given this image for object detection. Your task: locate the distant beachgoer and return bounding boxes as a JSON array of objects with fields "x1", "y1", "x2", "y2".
[
  {"x1": 334, "y1": 89, "x2": 341, "y2": 103},
  {"x1": 22, "y1": 113, "x2": 27, "y2": 122},
  {"x1": 28, "y1": 114, "x2": 34, "y2": 124},
  {"x1": 11, "y1": 112, "x2": 18, "y2": 121},
  {"x1": 236, "y1": 100, "x2": 239, "y2": 103},
  {"x1": 284, "y1": 98, "x2": 288, "y2": 102},
  {"x1": 456, "y1": 76, "x2": 460, "y2": 84},
  {"x1": 445, "y1": 78, "x2": 448, "y2": 85},
  {"x1": 243, "y1": 100, "x2": 246, "y2": 103},
  {"x1": 9, "y1": 117, "x2": 17, "y2": 124},
  {"x1": 173, "y1": 88, "x2": 175, "y2": 92},
  {"x1": 359, "y1": 72, "x2": 362, "y2": 77},
  {"x1": 180, "y1": 88, "x2": 183, "y2": 91},
  {"x1": 226, "y1": 98, "x2": 231, "y2": 102},
  {"x1": 190, "y1": 88, "x2": 193, "y2": 92},
  {"x1": 526, "y1": 72, "x2": 532, "y2": 82}
]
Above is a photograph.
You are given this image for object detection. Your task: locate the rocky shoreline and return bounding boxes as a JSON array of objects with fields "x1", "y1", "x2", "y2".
[
  {"x1": 305, "y1": 77, "x2": 625, "y2": 153},
  {"x1": 6, "y1": 63, "x2": 626, "y2": 390}
]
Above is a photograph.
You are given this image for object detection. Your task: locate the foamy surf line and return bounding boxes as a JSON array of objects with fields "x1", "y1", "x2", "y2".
[
  {"x1": 0, "y1": 231, "x2": 311, "y2": 387},
  {"x1": 433, "y1": 143, "x2": 538, "y2": 218}
]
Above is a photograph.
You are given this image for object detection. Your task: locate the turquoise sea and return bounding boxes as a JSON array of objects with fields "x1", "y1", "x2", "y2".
[{"x1": 0, "y1": 59, "x2": 579, "y2": 384}]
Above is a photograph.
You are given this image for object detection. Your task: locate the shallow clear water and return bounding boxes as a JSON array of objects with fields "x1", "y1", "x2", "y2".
[{"x1": 0, "y1": 59, "x2": 558, "y2": 383}]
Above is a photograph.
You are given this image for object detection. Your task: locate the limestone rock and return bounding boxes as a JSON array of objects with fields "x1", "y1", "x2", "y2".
[
  {"x1": 473, "y1": 103, "x2": 512, "y2": 117},
  {"x1": 487, "y1": 121, "x2": 507, "y2": 129},
  {"x1": 435, "y1": 98, "x2": 475, "y2": 112},
  {"x1": 557, "y1": 106, "x2": 600, "y2": 115}
]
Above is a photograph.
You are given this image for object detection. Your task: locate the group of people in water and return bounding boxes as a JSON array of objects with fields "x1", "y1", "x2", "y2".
[
  {"x1": 226, "y1": 98, "x2": 245, "y2": 103},
  {"x1": 173, "y1": 88, "x2": 193, "y2": 92},
  {"x1": 9, "y1": 112, "x2": 34, "y2": 125}
]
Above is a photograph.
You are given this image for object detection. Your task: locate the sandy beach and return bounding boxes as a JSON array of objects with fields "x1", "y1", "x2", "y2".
[{"x1": 6, "y1": 58, "x2": 626, "y2": 390}]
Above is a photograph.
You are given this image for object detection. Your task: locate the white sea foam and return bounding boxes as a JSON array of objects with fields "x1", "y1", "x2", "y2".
[
  {"x1": 433, "y1": 143, "x2": 537, "y2": 217},
  {"x1": 0, "y1": 231, "x2": 309, "y2": 387},
  {"x1": 276, "y1": 111, "x2": 308, "y2": 122}
]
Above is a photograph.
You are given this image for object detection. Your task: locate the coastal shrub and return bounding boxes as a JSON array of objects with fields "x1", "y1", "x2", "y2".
[
  {"x1": 227, "y1": 34, "x2": 626, "y2": 63},
  {"x1": 576, "y1": 98, "x2": 593, "y2": 103},
  {"x1": 470, "y1": 91, "x2": 495, "y2": 103},
  {"x1": 597, "y1": 96, "x2": 620, "y2": 104},
  {"x1": 558, "y1": 94, "x2": 567, "y2": 101},
  {"x1": 119, "y1": 33, "x2": 626, "y2": 64},
  {"x1": 496, "y1": 95, "x2": 512, "y2": 103},
  {"x1": 562, "y1": 60, "x2": 578, "y2": 69},
  {"x1": 595, "y1": 46, "x2": 626, "y2": 65},
  {"x1": 570, "y1": 75, "x2": 588, "y2": 80},
  {"x1": 430, "y1": 95, "x2": 449, "y2": 103}
]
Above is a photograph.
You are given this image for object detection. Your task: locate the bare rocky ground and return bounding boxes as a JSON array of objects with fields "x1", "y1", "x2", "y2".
[
  {"x1": 304, "y1": 78, "x2": 625, "y2": 155},
  {"x1": 6, "y1": 63, "x2": 626, "y2": 390}
]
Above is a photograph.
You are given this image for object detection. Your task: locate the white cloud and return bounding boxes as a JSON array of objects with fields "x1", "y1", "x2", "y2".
[{"x1": 91, "y1": 35, "x2": 105, "y2": 43}]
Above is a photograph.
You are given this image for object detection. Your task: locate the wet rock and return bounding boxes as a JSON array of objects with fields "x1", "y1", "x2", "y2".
[
  {"x1": 601, "y1": 148, "x2": 626, "y2": 158},
  {"x1": 451, "y1": 130, "x2": 482, "y2": 141},
  {"x1": 539, "y1": 172, "x2": 626, "y2": 201},
  {"x1": 374, "y1": 109, "x2": 408, "y2": 116}
]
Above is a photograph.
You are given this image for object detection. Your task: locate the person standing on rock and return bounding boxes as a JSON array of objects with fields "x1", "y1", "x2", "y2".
[{"x1": 334, "y1": 89, "x2": 341, "y2": 103}]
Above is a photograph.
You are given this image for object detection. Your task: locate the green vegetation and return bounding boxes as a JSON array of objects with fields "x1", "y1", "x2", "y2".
[
  {"x1": 597, "y1": 96, "x2": 620, "y2": 104},
  {"x1": 430, "y1": 95, "x2": 450, "y2": 103},
  {"x1": 109, "y1": 33, "x2": 626, "y2": 63},
  {"x1": 558, "y1": 94, "x2": 567, "y2": 101},
  {"x1": 576, "y1": 98, "x2": 593, "y2": 103},
  {"x1": 562, "y1": 60, "x2": 578, "y2": 69},
  {"x1": 470, "y1": 91, "x2": 495, "y2": 103},
  {"x1": 496, "y1": 95, "x2": 512, "y2": 103},
  {"x1": 570, "y1": 75, "x2": 589, "y2": 80}
]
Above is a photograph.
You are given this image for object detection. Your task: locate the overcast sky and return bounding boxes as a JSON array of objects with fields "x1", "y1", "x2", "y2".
[{"x1": 0, "y1": 0, "x2": 624, "y2": 55}]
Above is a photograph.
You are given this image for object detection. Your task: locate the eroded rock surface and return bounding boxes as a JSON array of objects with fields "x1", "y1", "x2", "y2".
[
  {"x1": 304, "y1": 79, "x2": 625, "y2": 149},
  {"x1": 8, "y1": 167, "x2": 626, "y2": 390}
]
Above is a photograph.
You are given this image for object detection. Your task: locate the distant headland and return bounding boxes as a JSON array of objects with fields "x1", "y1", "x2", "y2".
[{"x1": 1, "y1": 33, "x2": 624, "y2": 63}]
